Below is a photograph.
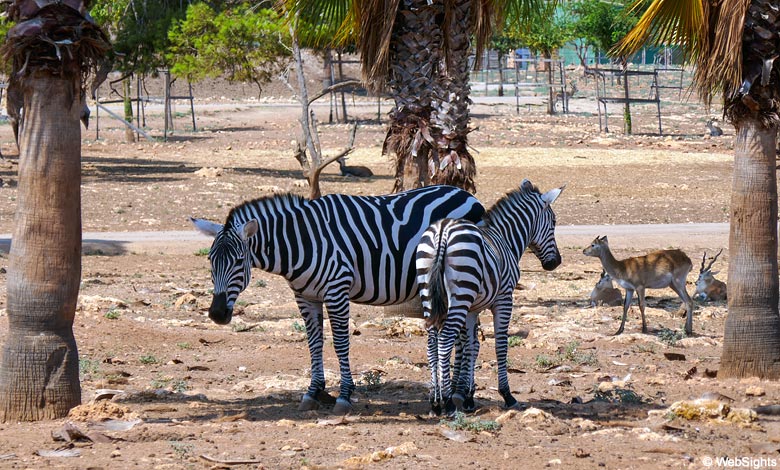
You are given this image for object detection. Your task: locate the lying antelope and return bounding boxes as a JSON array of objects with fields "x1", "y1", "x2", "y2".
[
  {"x1": 695, "y1": 250, "x2": 727, "y2": 302},
  {"x1": 583, "y1": 236, "x2": 695, "y2": 335},
  {"x1": 338, "y1": 157, "x2": 374, "y2": 177},
  {"x1": 590, "y1": 270, "x2": 623, "y2": 307}
]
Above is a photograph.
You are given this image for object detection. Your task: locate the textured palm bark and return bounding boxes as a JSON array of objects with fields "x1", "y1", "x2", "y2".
[
  {"x1": 0, "y1": 73, "x2": 83, "y2": 421},
  {"x1": 385, "y1": 0, "x2": 440, "y2": 192},
  {"x1": 428, "y1": 0, "x2": 476, "y2": 193},
  {"x1": 720, "y1": 118, "x2": 780, "y2": 379}
]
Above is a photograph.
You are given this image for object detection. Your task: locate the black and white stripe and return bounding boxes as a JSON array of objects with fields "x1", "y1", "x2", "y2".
[
  {"x1": 416, "y1": 179, "x2": 564, "y2": 414},
  {"x1": 191, "y1": 185, "x2": 484, "y2": 414}
]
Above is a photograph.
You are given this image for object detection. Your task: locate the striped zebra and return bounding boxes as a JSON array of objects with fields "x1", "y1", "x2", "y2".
[
  {"x1": 190, "y1": 185, "x2": 485, "y2": 415},
  {"x1": 416, "y1": 180, "x2": 564, "y2": 414}
]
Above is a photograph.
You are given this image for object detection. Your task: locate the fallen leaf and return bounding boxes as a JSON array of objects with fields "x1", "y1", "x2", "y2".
[
  {"x1": 90, "y1": 418, "x2": 142, "y2": 432},
  {"x1": 35, "y1": 449, "x2": 81, "y2": 458},
  {"x1": 439, "y1": 427, "x2": 475, "y2": 443}
]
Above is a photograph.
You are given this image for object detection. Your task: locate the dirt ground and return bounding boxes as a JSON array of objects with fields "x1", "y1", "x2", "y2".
[{"x1": 0, "y1": 75, "x2": 778, "y2": 470}]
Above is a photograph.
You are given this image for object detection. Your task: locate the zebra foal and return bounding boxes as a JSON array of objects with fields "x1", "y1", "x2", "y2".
[
  {"x1": 416, "y1": 180, "x2": 564, "y2": 414},
  {"x1": 191, "y1": 185, "x2": 485, "y2": 415}
]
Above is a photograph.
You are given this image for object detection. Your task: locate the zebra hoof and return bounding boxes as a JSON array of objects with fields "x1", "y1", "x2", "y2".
[
  {"x1": 451, "y1": 393, "x2": 466, "y2": 411},
  {"x1": 444, "y1": 398, "x2": 458, "y2": 417},
  {"x1": 298, "y1": 394, "x2": 320, "y2": 411},
  {"x1": 463, "y1": 396, "x2": 477, "y2": 413},
  {"x1": 315, "y1": 389, "x2": 337, "y2": 405},
  {"x1": 333, "y1": 398, "x2": 353, "y2": 415}
]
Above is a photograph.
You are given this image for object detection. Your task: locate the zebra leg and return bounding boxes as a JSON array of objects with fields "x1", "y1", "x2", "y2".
[
  {"x1": 492, "y1": 297, "x2": 519, "y2": 409},
  {"x1": 427, "y1": 325, "x2": 442, "y2": 415},
  {"x1": 295, "y1": 297, "x2": 332, "y2": 411},
  {"x1": 461, "y1": 313, "x2": 481, "y2": 413},
  {"x1": 325, "y1": 294, "x2": 356, "y2": 415},
  {"x1": 438, "y1": 315, "x2": 466, "y2": 416}
]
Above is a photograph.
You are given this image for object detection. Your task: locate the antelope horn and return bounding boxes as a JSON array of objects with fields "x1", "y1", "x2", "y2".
[{"x1": 705, "y1": 249, "x2": 723, "y2": 272}]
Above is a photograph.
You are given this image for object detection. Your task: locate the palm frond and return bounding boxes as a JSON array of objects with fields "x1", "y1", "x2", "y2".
[
  {"x1": 614, "y1": 0, "x2": 750, "y2": 105},
  {"x1": 695, "y1": 0, "x2": 749, "y2": 105},
  {"x1": 613, "y1": 0, "x2": 703, "y2": 60},
  {"x1": 359, "y1": 0, "x2": 401, "y2": 90}
]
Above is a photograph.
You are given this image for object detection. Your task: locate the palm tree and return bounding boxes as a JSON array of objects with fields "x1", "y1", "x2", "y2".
[
  {"x1": 290, "y1": 0, "x2": 548, "y2": 193},
  {"x1": 616, "y1": 0, "x2": 780, "y2": 379},
  {"x1": 0, "y1": 0, "x2": 110, "y2": 420}
]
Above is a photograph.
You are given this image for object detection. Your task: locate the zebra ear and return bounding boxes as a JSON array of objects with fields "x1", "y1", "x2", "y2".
[
  {"x1": 241, "y1": 219, "x2": 259, "y2": 240},
  {"x1": 541, "y1": 186, "x2": 563, "y2": 206},
  {"x1": 520, "y1": 179, "x2": 534, "y2": 192},
  {"x1": 190, "y1": 217, "x2": 223, "y2": 238}
]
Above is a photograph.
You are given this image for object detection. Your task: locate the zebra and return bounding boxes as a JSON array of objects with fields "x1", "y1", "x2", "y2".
[
  {"x1": 416, "y1": 179, "x2": 564, "y2": 415},
  {"x1": 190, "y1": 185, "x2": 485, "y2": 415}
]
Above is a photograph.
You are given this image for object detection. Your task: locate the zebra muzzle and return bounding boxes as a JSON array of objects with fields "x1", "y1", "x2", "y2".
[
  {"x1": 209, "y1": 292, "x2": 233, "y2": 325},
  {"x1": 542, "y1": 254, "x2": 562, "y2": 271}
]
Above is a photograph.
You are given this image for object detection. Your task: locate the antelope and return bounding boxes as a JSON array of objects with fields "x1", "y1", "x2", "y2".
[
  {"x1": 706, "y1": 119, "x2": 723, "y2": 136},
  {"x1": 583, "y1": 236, "x2": 695, "y2": 335},
  {"x1": 338, "y1": 157, "x2": 374, "y2": 177},
  {"x1": 695, "y1": 250, "x2": 727, "y2": 302},
  {"x1": 590, "y1": 270, "x2": 623, "y2": 307}
]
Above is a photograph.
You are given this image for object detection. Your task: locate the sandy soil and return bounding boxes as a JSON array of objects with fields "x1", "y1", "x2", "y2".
[{"x1": 0, "y1": 73, "x2": 778, "y2": 470}]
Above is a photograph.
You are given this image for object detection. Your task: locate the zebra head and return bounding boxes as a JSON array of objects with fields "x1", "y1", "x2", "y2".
[
  {"x1": 190, "y1": 217, "x2": 258, "y2": 325},
  {"x1": 526, "y1": 181, "x2": 565, "y2": 271}
]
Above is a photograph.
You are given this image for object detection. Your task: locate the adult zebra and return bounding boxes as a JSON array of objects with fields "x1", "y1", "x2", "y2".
[
  {"x1": 191, "y1": 185, "x2": 485, "y2": 414},
  {"x1": 416, "y1": 180, "x2": 564, "y2": 415}
]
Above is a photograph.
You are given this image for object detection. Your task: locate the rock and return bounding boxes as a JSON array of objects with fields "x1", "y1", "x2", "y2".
[{"x1": 745, "y1": 386, "x2": 765, "y2": 397}]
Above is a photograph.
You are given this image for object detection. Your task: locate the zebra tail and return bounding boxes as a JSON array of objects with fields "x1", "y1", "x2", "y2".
[{"x1": 427, "y1": 230, "x2": 449, "y2": 331}]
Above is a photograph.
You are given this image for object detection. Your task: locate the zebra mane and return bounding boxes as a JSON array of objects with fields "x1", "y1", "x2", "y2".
[
  {"x1": 483, "y1": 183, "x2": 540, "y2": 226},
  {"x1": 225, "y1": 193, "x2": 307, "y2": 227}
]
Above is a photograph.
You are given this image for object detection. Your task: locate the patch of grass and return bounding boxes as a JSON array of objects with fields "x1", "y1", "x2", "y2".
[
  {"x1": 139, "y1": 354, "x2": 159, "y2": 365},
  {"x1": 254, "y1": 279, "x2": 267, "y2": 288},
  {"x1": 104, "y1": 308, "x2": 121, "y2": 320},
  {"x1": 592, "y1": 385, "x2": 647, "y2": 404},
  {"x1": 441, "y1": 412, "x2": 501, "y2": 433},
  {"x1": 562, "y1": 341, "x2": 599, "y2": 366},
  {"x1": 360, "y1": 370, "x2": 384, "y2": 391},
  {"x1": 235, "y1": 300, "x2": 249, "y2": 307},
  {"x1": 79, "y1": 357, "x2": 100, "y2": 378},
  {"x1": 176, "y1": 342, "x2": 191, "y2": 350},
  {"x1": 292, "y1": 321, "x2": 306, "y2": 333},
  {"x1": 657, "y1": 327, "x2": 685, "y2": 347},
  {"x1": 632, "y1": 342, "x2": 657, "y2": 354},
  {"x1": 507, "y1": 335, "x2": 524, "y2": 348},
  {"x1": 169, "y1": 440, "x2": 194, "y2": 460},
  {"x1": 194, "y1": 247, "x2": 210, "y2": 256},
  {"x1": 534, "y1": 341, "x2": 598, "y2": 370},
  {"x1": 534, "y1": 354, "x2": 561, "y2": 370}
]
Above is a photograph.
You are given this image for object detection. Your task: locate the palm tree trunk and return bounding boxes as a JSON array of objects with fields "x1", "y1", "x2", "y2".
[
  {"x1": 720, "y1": 118, "x2": 780, "y2": 379},
  {"x1": 386, "y1": 0, "x2": 440, "y2": 192},
  {"x1": 428, "y1": 0, "x2": 476, "y2": 192},
  {"x1": 0, "y1": 74, "x2": 83, "y2": 420}
]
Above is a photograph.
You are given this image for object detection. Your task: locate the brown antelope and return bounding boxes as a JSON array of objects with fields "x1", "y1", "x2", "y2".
[
  {"x1": 590, "y1": 270, "x2": 623, "y2": 307},
  {"x1": 583, "y1": 236, "x2": 695, "y2": 335},
  {"x1": 338, "y1": 157, "x2": 374, "y2": 177},
  {"x1": 695, "y1": 250, "x2": 727, "y2": 302}
]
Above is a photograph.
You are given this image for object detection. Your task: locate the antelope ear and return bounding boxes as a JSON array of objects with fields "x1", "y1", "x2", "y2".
[
  {"x1": 190, "y1": 217, "x2": 223, "y2": 238},
  {"x1": 600, "y1": 235, "x2": 609, "y2": 243},
  {"x1": 711, "y1": 270, "x2": 719, "y2": 276},
  {"x1": 541, "y1": 186, "x2": 563, "y2": 206},
  {"x1": 242, "y1": 219, "x2": 259, "y2": 240}
]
